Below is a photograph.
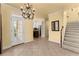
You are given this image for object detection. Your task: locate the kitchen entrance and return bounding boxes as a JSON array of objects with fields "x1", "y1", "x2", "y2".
[{"x1": 33, "y1": 19, "x2": 46, "y2": 39}]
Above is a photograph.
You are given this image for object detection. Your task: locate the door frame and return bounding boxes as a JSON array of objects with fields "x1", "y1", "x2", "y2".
[
  {"x1": 10, "y1": 15, "x2": 24, "y2": 46},
  {"x1": 0, "y1": 7, "x2": 2, "y2": 54}
]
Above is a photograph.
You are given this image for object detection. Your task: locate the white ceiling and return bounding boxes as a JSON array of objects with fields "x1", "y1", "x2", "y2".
[{"x1": 7, "y1": 3, "x2": 79, "y2": 19}]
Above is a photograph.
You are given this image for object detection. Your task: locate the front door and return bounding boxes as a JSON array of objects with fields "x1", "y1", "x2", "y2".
[{"x1": 11, "y1": 15, "x2": 24, "y2": 46}]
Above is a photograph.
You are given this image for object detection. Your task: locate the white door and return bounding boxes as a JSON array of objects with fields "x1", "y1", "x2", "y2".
[
  {"x1": 17, "y1": 20, "x2": 24, "y2": 44},
  {"x1": 11, "y1": 15, "x2": 24, "y2": 46}
]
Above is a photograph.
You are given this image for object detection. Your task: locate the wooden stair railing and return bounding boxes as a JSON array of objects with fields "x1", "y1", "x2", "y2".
[{"x1": 60, "y1": 26, "x2": 64, "y2": 48}]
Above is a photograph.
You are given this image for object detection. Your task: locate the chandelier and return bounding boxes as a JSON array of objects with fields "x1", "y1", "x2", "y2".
[{"x1": 20, "y1": 3, "x2": 35, "y2": 19}]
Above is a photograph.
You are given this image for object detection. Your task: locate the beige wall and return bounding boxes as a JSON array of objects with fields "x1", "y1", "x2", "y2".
[
  {"x1": 1, "y1": 4, "x2": 33, "y2": 50},
  {"x1": 48, "y1": 10, "x2": 63, "y2": 43},
  {"x1": 1, "y1": 4, "x2": 18, "y2": 49},
  {"x1": 23, "y1": 19, "x2": 33, "y2": 43},
  {"x1": 2, "y1": 3, "x2": 79, "y2": 49},
  {"x1": 62, "y1": 11, "x2": 67, "y2": 44},
  {"x1": 66, "y1": 7, "x2": 79, "y2": 22},
  {"x1": 48, "y1": 7, "x2": 79, "y2": 44},
  {"x1": 62, "y1": 7, "x2": 79, "y2": 43}
]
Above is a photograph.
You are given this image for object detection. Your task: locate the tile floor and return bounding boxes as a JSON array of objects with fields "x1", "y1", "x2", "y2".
[{"x1": 0, "y1": 38, "x2": 79, "y2": 56}]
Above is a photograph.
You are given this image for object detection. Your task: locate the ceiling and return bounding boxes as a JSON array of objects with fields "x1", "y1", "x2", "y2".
[{"x1": 7, "y1": 3, "x2": 79, "y2": 19}]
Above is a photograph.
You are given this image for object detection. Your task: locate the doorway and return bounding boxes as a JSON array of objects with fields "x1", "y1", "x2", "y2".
[
  {"x1": 11, "y1": 15, "x2": 24, "y2": 46},
  {"x1": 33, "y1": 20, "x2": 46, "y2": 39}
]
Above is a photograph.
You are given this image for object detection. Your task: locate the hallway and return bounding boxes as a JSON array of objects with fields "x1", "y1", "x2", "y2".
[{"x1": 0, "y1": 38, "x2": 79, "y2": 56}]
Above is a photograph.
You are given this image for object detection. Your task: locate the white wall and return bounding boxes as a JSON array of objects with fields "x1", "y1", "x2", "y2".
[
  {"x1": 33, "y1": 20, "x2": 42, "y2": 28},
  {"x1": 41, "y1": 20, "x2": 45, "y2": 37}
]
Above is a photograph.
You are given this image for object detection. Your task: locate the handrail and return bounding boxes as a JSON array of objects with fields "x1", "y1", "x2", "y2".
[{"x1": 60, "y1": 26, "x2": 64, "y2": 48}]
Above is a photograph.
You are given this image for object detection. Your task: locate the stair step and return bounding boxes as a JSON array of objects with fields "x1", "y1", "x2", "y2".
[
  {"x1": 63, "y1": 44, "x2": 79, "y2": 53},
  {"x1": 63, "y1": 22, "x2": 79, "y2": 53},
  {"x1": 66, "y1": 29, "x2": 79, "y2": 32},
  {"x1": 65, "y1": 34, "x2": 79, "y2": 38},
  {"x1": 65, "y1": 32, "x2": 79, "y2": 35},
  {"x1": 64, "y1": 37, "x2": 79, "y2": 44},
  {"x1": 66, "y1": 27, "x2": 79, "y2": 29},
  {"x1": 63, "y1": 41, "x2": 79, "y2": 48},
  {"x1": 67, "y1": 22, "x2": 79, "y2": 25},
  {"x1": 67, "y1": 24, "x2": 79, "y2": 26},
  {"x1": 66, "y1": 27, "x2": 79, "y2": 30},
  {"x1": 65, "y1": 31, "x2": 79, "y2": 34},
  {"x1": 67, "y1": 23, "x2": 79, "y2": 28},
  {"x1": 66, "y1": 32, "x2": 79, "y2": 35}
]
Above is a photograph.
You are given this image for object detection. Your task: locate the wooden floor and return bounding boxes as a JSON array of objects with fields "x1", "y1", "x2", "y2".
[{"x1": 0, "y1": 38, "x2": 79, "y2": 56}]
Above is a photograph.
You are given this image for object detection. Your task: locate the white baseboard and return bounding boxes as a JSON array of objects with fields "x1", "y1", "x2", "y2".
[
  {"x1": 2, "y1": 45, "x2": 12, "y2": 51},
  {"x1": 24, "y1": 39, "x2": 34, "y2": 43},
  {"x1": 2, "y1": 39, "x2": 34, "y2": 51}
]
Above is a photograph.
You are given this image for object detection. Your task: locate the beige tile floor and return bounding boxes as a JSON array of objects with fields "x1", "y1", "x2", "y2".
[{"x1": 0, "y1": 38, "x2": 79, "y2": 56}]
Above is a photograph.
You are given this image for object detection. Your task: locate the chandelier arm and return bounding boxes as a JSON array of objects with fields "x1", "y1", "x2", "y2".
[{"x1": 20, "y1": 3, "x2": 35, "y2": 20}]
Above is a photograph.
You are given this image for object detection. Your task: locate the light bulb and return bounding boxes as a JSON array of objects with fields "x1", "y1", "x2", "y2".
[
  {"x1": 25, "y1": 15, "x2": 27, "y2": 18},
  {"x1": 23, "y1": 10, "x2": 25, "y2": 13},
  {"x1": 20, "y1": 6, "x2": 23, "y2": 11},
  {"x1": 26, "y1": 3, "x2": 29, "y2": 7},
  {"x1": 29, "y1": 12, "x2": 31, "y2": 14},
  {"x1": 32, "y1": 8, "x2": 35, "y2": 11}
]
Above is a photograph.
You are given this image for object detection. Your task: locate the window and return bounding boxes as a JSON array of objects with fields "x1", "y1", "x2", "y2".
[{"x1": 51, "y1": 20, "x2": 59, "y2": 31}]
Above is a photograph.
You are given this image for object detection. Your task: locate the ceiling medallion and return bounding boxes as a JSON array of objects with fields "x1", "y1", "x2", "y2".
[{"x1": 20, "y1": 3, "x2": 35, "y2": 20}]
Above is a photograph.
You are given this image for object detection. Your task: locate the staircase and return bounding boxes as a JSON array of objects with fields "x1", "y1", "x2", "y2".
[{"x1": 63, "y1": 22, "x2": 79, "y2": 53}]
